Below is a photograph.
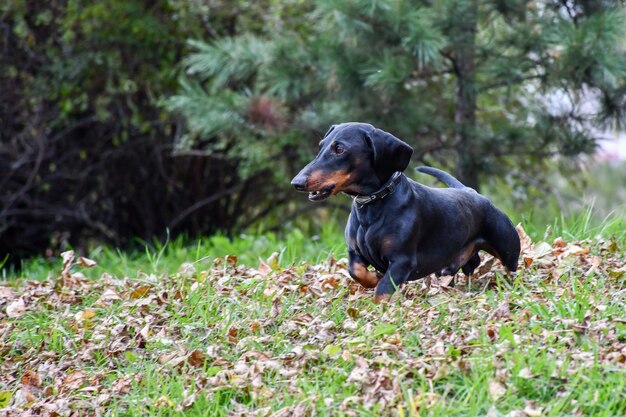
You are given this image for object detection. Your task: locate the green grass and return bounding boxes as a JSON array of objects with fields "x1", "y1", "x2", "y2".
[
  {"x1": 1, "y1": 212, "x2": 626, "y2": 416},
  {"x1": 5, "y1": 222, "x2": 347, "y2": 282}
]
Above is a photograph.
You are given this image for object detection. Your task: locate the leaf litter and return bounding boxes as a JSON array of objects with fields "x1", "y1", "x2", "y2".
[{"x1": 0, "y1": 226, "x2": 625, "y2": 416}]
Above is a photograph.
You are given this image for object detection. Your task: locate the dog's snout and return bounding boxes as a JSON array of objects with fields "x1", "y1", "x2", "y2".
[
  {"x1": 291, "y1": 175, "x2": 307, "y2": 191},
  {"x1": 292, "y1": 181, "x2": 306, "y2": 192}
]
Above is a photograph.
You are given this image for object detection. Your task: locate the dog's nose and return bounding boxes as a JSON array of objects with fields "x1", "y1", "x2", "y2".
[{"x1": 291, "y1": 175, "x2": 307, "y2": 191}]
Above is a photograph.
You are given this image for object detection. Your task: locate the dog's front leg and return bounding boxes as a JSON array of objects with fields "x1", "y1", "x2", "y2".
[
  {"x1": 374, "y1": 259, "x2": 416, "y2": 303},
  {"x1": 348, "y1": 250, "x2": 379, "y2": 288}
]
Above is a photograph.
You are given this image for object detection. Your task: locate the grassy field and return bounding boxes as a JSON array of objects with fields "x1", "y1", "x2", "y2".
[{"x1": 1, "y1": 214, "x2": 626, "y2": 416}]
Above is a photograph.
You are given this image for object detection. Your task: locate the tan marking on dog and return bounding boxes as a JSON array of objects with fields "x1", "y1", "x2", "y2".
[
  {"x1": 307, "y1": 170, "x2": 324, "y2": 188},
  {"x1": 306, "y1": 170, "x2": 352, "y2": 193},
  {"x1": 381, "y1": 236, "x2": 395, "y2": 253},
  {"x1": 453, "y1": 239, "x2": 499, "y2": 269},
  {"x1": 328, "y1": 171, "x2": 351, "y2": 194},
  {"x1": 374, "y1": 294, "x2": 391, "y2": 304},
  {"x1": 351, "y1": 263, "x2": 379, "y2": 288},
  {"x1": 453, "y1": 245, "x2": 478, "y2": 267}
]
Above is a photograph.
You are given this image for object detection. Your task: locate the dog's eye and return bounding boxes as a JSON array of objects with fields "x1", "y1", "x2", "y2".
[{"x1": 334, "y1": 143, "x2": 345, "y2": 155}]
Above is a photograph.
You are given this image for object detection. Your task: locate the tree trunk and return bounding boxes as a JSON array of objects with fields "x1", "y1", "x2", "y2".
[{"x1": 451, "y1": 0, "x2": 479, "y2": 190}]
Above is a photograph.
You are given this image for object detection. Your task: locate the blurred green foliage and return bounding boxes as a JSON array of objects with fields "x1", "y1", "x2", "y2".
[{"x1": 168, "y1": 0, "x2": 626, "y2": 189}]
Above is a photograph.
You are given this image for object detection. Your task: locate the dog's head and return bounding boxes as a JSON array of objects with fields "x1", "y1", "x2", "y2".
[{"x1": 291, "y1": 122, "x2": 413, "y2": 201}]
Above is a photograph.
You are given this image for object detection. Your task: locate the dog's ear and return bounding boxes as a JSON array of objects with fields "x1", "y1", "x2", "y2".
[
  {"x1": 365, "y1": 128, "x2": 413, "y2": 182},
  {"x1": 323, "y1": 124, "x2": 337, "y2": 138}
]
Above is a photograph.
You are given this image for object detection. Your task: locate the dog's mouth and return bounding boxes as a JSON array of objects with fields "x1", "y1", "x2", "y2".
[{"x1": 308, "y1": 184, "x2": 335, "y2": 201}]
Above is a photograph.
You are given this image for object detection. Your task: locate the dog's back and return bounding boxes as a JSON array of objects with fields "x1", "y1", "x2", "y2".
[{"x1": 417, "y1": 166, "x2": 520, "y2": 273}]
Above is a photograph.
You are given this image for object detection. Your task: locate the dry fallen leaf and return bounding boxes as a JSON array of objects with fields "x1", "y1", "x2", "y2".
[
  {"x1": 139, "y1": 323, "x2": 150, "y2": 340},
  {"x1": 112, "y1": 375, "x2": 133, "y2": 394},
  {"x1": 21, "y1": 370, "x2": 42, "y2": 388},
  {"x1": 346, "y1": 307, "x2": 359, "y2": 319},
  {"x1": 130, "y1": 285, "x2": 152, "y2": 299},
  {"x1": 492, "y1": 300, "x2": 512, "y2": 320},
  {"x1": 0, "y1": 286, "x2": 18, "y2": 302},
  {"x1": 94, "y1": 288, "x2": 121, "y2": 306},
  {"x1": 518, "y1": 367, "x2": 537, "y2": 379},
  {"x1": 6, "y1": 298, "x2": 27, "y2": 318},
  {"x1": 178, "y1": 262, "x2": 196, "y2": 277},
  {"x1": 228, "y1": 327, "x2": 239, "y2": 344},
  {"x1": 187, "y1": 350, "x2": 206, "y2": 368},
  {"x1": 560, "y1": 245, "x2": 590, "y2": 258},
  {"x1": 76, "y1": 257, "x2": 97, "y2": 268},
  {"x1": 155, "y1": 395, "x2": 174, "y2": 409},
  {"x1": 269, "y1": 298, "x2": 281, "y2": 321},
  {"x1": 74, "y1": 308, "x2": 96, "y2": 321},
  {"x1": 321, "y1": 275, "x2": 340, "y2": 289},
  {"x1": 608, "y1": 265, "x2": 626, "y2": 278},
  {"x1": 489, "y1": 380, "x2": 507, "y2": 400},
  {"x1": 516, "y1": 224, "x2": 532, "y2": 254},
  {"x1": 176, "y1": 392, "x2": 197, "y2": 411},
  {"x1": 523, "y1": 257, "x2": 534, "y2": 269},
  {"x1": 60, "y1": 250, "x2": 75, "y2": 283},
  {"x1": 347, "y1": 356, "x2": 370, "y2": 384},
  {"x1": 258, "y1": 258, "x2": 272, "y2": 277},
  {"x1": 62, "y1": 370, "x2": 88, "y2": 391},
  {"x1": 17, "y1": 386, "x2": 37, "y2": 404},
  {"x1": 224, "y1": 255, "x2": 237, "y2": 266},
  {"x1": 524, "y1": 400, "x2": 543, "y2": 417}
]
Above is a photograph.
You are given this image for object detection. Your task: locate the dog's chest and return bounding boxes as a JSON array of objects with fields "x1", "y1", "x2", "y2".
[{"x1": 354, "y1": 224, "x2": 388, "y2": 272}]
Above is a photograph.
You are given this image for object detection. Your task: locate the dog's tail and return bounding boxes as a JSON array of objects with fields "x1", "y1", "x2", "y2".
[{"x1": 417, "y1": 166, "x2": 466, "y2": 189}]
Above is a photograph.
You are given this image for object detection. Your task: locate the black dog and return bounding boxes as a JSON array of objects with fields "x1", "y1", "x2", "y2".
[{"x1": 291, "y1": 122, "x2": 520, "y2": 302}]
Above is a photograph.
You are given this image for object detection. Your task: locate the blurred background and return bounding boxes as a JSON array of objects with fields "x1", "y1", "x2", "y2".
[{"x1": 1, "y1": 0, "x2": 625, "y2": 269}]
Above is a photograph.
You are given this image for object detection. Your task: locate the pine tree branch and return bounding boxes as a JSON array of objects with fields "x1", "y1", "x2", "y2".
[{"x1": 439, "y1": 49, "x2": 458, "y2": 73}]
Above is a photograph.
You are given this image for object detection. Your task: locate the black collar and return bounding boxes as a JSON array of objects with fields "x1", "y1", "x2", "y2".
[{"x1": 352, "y1": 171, "x2": 403, "y2": 208}]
